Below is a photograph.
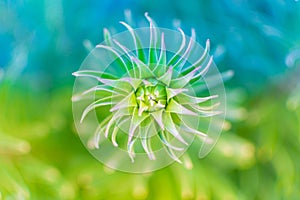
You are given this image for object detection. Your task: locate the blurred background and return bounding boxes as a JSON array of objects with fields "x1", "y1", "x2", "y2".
[{"x1": 0, "y1": 0, "x2": 300, "y2": 199}]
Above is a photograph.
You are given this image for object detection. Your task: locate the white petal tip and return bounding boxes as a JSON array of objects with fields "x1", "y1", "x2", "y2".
[
  {"x1": 80, "y1": 118, "x2": 84, "y2": 124},
  {"x1": 227, "y1": 70, "x2": 234, "y2": 77},
  {"x1": 113, "y1": 143, "x2": 118, "y2": 147}
]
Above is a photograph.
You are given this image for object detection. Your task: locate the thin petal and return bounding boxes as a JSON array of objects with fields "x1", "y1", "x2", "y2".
[
  {"x1": 181, "y1": 39, "x2": 210, "y2": 75},
  {"x1": 145, "y1": 12, "x2": 158, "y2": 66},
  {"x1": 111, "y1": 117, "x2": 130, "y2": 147},
  {"x1": 163, "y1": 112, "x2": 188, "y2": 145},
  {"x1": 89, "y1": 114, "x2": 113, "y2": 149},
  {"x1": 165, "y1": 99, "x2": 198, "y2": 116},
  {"x1": 127, "y1": 108, "x2": 149, "y2": 149},
  {"x1": 120, "y1": 77, "x2": 143, "y2": 90},
  {"x1": 170, "y1": 63, "x2": 204, "y2": 88},
  {"x1": 194, "y1": 102, "x2": 220, "y2": 111},
  {"x1": 150, "y1": 109, "x2": 164, "y2": 130},
  {"x1": 89, "y1": 125, "x2": 102, "y2": 149},
  {"x1": 95, "y1": 44, "x2": 131, "y2": 75},
  {"x1": 175, "y1": 119, "x2": 208, "y2": 138},
  {"x1": 73, "y1": 70, "x2": 132, "y2": 94},
  {"x1": 168, "y1": 28, "x2": 186, "y2": 66},
  {"x1": 110, "y1": 91, "x2": 137, "y2": 112},
  {"x1": 173, "y1": 28, "x2": 196, "y2": 71},
  {"x1": 161, "y1": 133, "x2": 183, "y2": 163},
  {"x1": 72, "y1": 70, "x2": 117, "y2": 81},
  {"x1": 131, "y1": 57, "x2": 155, "y2": 78},
  {"x1": 191, "y1": 70, "x2": 234, "y2": 93},
  {"x1": 140, "y1": 121, "x2": 156, "y2": 160},
  {"x1": 175, "y1": 93, "x2": 218, "y2": 104},
  {"x1": 157, "y1": 66, "x2": 173, "y2": 86},
  {"x1": 97, "y1": 78, "x2": 133, "y2": 93},
  {"x1": 165, "y1": 88, "x2": 188, "y2": 101},
  {"x1": 128, "y1": 138, "x2": 137, "y2": 163},
  {"x1": 112, "y1": 39, "x2": 138, "y2": 78},
  {"x1": 105, "y1": 109, "x2": 131, "y2": 138},
  {"x1": 80, "y1": 99, "x2": 116, "y2": 123},
  {"x1": 119, "y1": 21, "x2": 147, "y2": 63},
  {"x1": 111, "y1": 126, "x2": 119, "y2": 147},
  {"x1": 170, "y1": 55, "x2": 213, "y2": 88},
  {"x1": 158, "y1": 131, "x2": 184, "y2": 151},
  {"x1": 188, "y1": 104, "x2": 222, "y2": 117},
  {"x1": 191, "y1": 55, "x2": 213, "y2": 80},
  {"x1": 153, "y1": 32, "x2": 167, "y2": 75},
  {"x1": 72, "y1": 86, "x2": 122, "y2": 102}
]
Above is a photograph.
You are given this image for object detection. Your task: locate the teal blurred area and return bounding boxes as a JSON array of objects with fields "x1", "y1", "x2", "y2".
[
  {"x1": 0, "y1": 0, "x2": 300, "y2": 199},
  {"x1": 1, "y1": 0, "x2": 300, "y2": 91}
]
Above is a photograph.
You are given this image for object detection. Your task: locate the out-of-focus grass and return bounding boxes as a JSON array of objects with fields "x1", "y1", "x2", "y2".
[{"x1": 0, "y1": 75, "x2": 299, "y2": 199}]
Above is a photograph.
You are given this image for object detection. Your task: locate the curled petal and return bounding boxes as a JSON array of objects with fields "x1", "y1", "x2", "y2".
[
  {"x1": 188, "y1": 104, "x2": 222, "y2": 117},
  {"x1": 140, "y1": 121, "x2": 156, "y2": 160},
  {"x1": 173, "y1": 28, "x2": 196, "y2": 71},
  {"x1": 163, "y1": 112, "x2": 188, "y2": 145},
  {"x1": 72, "y1": 70, "x2": 117, "y2": 80},
  {"x1": 158, "y1": 131, "x2": 184, "y2": 151},
  {"x1": 175, "y1": 119, "x2": 208, "y2": 138},
  {"x1": 169, "y1": 56, "x2": 213, "y2": 89},
  {"x1": 127, "y1": 108, "x2": 149, "y2": 152},
  {"x1": 111, "y1": 117, "x2": 130, "y2": 147},
  {"x1": 175, "y1": 93, "x2": 218, "y2": 105},
  {"x1": 158, "y1": 66, "x2": 173, "y2": 86},
  {"x1": 131, "y1": 57, "x2": 155, "y2": 78},
  {"x1": 96, "y1": 44, "x2": 131, "y2": 75},
  {"x1": 110, "y1": 91, "x2": 137, "y2": 112},
  {"x1": 145, "y1": 12, "x2": 158, "y2": 66},
  {"x1": 112, "y1": 39, "x2": 137, "y2": 77},
  {"x1": 88, "y1": 114, "x2": 113, "y2": 149},
  {"x1": 128, "y1": 138, "x2": 137, "y2": 163},
  {"x1": 160, "y1": 131, "x2": 183, "y2": 164},
  {"x1": 150, "y1": 109, "x2": 164, "y2": 130},
  {"x1": 165, "y1": 88, "x2": 188, "y2": 101},
  {"x1": 191, "y1": 55, "x2": 214, "y2": 81},
  {"x1": 72, "y1": 86, "x2": 122, "y2": 102},
  {"x1": 153, "y1": 32, "x2": 167, "y2": 75},
  {"x1": 80, "y1": 97, "x2": 118, "y2": 123},
  {"x1": 105, "y1": 108, "x2": 131, "y2": 138},
  {"x1": 165, "y1": 99, "x2": 198, "y2": 116},
  {"x1": 168, "y1": 28, "x2": 186, "y2": 66},
  {"x1": 182, "y1": 39, "x2": 210, "y2": 75},
  {"x1": 119, "y1": 21, "x2": 147, "y2": 62}
]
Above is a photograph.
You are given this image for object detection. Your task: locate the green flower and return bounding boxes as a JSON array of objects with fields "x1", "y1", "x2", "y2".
[{"x1": 72, "y1": 12, "x2": 226, "y2": 172}]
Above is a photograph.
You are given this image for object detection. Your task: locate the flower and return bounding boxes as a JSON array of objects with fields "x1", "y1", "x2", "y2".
[{"x1": 72, "y1": 12, "x2": 225, "y2": 171}]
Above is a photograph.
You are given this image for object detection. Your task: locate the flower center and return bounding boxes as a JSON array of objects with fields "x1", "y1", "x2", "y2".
[{"x1": 135, "y1": 79, "x2": 167, "y2": 114}]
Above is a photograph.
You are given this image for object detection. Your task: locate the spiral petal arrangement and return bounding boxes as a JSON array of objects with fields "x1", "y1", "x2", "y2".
[{"x1": 72, "y1": 12, "x2": 226, "y2": 172}]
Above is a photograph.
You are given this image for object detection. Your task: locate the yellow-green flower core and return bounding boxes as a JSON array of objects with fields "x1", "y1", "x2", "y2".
[{"x1": 135, "y1": 79, "x2": 167, "y2": 113}]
